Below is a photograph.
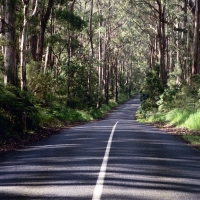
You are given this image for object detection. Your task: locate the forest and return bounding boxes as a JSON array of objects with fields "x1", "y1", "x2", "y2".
[{"x1": 0, "y1": 0, "x2": 200, "y2": 147}]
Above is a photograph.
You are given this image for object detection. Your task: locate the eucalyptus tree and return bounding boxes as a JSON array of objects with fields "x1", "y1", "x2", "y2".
[
  {"x1": 20, "y1": 0, "x2": 38, "y2": 90},
  {"x1": 97, "y1": 0, "x2": 103, "y2": 108},
  {"x1": 191, "y1": 0, "x2": 200, "y2": 76},
  {"x1": 75, "y1": 0, "x2": 137, "y2": 106},
  {"x1": 128, "y1": 0, "x2": 198, "y2": 86},
  {"x1": 36, "y1": 0, "x2": 54, "y2": 63},
  {"x1": 2, "y1": 0, "x2": 17, "y2": 86}
]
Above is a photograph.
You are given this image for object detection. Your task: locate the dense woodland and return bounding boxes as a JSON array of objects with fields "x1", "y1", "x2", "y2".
[{"x1": 1, "y1": 0, "x2": 200, "y2": 142}]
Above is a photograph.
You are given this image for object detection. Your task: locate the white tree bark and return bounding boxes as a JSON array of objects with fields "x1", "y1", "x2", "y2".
[{"x1": 20, "y1": 0, "x2": 38, "y2": 90}]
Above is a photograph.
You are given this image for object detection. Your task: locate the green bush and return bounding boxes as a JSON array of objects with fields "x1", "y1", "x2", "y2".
[
  {"x1": 0, "y1": 83, "x2": 40, "y2": 138},
  {"x1": 148, "y1": 112, "x2": 166, "y2": 122},
  {"x1": 157, "y1": 85, "x2": 180, "y2": 111},
  {"x1": 183, "y1": 111, "x2": 200, "y2": 130},
  {"x1": 139, "y1": 66, "x2": 163, "y2": 114},
  {"x1": 27, "y1": 63, "x2": 55, "y2": 106},
  {"x1": 166, "y1": 109, "x2": 192, "y2": 126}
]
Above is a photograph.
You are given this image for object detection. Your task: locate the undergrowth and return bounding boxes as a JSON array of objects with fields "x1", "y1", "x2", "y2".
[
  {"x1": 136, "y1": 71, "x2": 200, "y2": 150},
  {"x1": 39, "y1": 99, "x2": 119, "y2": 127},
  {"x1": 0, "y1": 81, "x2": 135, "y2": 144}
]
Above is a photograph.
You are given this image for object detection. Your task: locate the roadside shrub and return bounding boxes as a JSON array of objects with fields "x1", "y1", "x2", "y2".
[
  {"x1": 166, "y1": 108, "x2": 192, "y2": 126},
  {"x1": 148, "y1": 112, "x2": 166, "y2": 122},
  {"x1": 157, "y1": 85, "x2": 179, "y2": 111},
  {"x1": 27, "y1": 62, "x2": 55, "y2": 106},
  {"x1": 0, "y1": 83, "x2": 40, "y2": 138},
  {"x1": 183, "y1": 111, "x2": 200, "y2": 130},
  {"x1": 139, "y1": 66, "x2": 163, "y2": 117}
]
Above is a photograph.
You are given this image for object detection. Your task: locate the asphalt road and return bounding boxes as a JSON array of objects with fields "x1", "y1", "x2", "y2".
[{"x1": 0, "y1": 95, "x2": 200, "y2": 199}]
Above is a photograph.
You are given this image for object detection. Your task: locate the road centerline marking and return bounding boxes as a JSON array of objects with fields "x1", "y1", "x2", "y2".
[{"x1": 92, "y1": 121, "x2": 119, "y2": 200}]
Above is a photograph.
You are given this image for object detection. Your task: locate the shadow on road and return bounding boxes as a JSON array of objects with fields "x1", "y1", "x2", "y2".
[{"x1": 0, "y1": 96, "x2": 200, "y2": 199}]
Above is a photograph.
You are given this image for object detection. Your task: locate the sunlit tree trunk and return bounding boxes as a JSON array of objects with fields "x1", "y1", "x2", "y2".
[
  {"x1": 157, "y1": 0, "x2": 166, "y2": 86},
  {"x1": 20, "y1": 0, "x2": 29, "y2": 90},
  {"x1": 20, "y1": 0, "x2": 38, "y2": 90}
]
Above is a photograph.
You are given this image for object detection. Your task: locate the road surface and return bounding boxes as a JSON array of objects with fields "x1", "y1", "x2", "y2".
[{"x1": 0, "y1": 95, "x2": 200, "y2": 199}]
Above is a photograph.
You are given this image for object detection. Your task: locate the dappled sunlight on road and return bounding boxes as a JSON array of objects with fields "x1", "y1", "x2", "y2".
[
  {"x1": 102, "y1": 121, "x2": 200, "y2": 199},
  {"x1": 0, "y1": 120, "x2": 122, "y2": 199},
  {"x1": 0, "y1": 96, "x2": 200, "y2": 199}
]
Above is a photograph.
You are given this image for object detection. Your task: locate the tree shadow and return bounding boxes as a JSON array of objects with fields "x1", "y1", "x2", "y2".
[{"x1": 0, "y1": 96, "x2": 200, "y2": 199}]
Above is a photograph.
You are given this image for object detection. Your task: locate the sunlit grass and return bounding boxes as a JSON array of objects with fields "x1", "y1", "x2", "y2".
[
  {"x1": 183, "y1": 111, "x2": 200, "y2": 131},
  {"x1": 183, "y1": 134, "x2": 200, "y2": 146},
  {"x1": 148, "y1": 112, "x2": 166, "y2": 122},
  {"x1": 137, "y1": 107, "x2": 200, "y2": 132},
  {"x1": 165, "y1": 109, "x2": 191, "y2": 126},
  {"x1": 137, "y1": 108, "x2": 200, "y2": 150}
]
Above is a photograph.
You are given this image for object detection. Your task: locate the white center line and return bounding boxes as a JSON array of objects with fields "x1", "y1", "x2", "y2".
[{"x1": 92, "y1": 121, "x2": 119, "y2": 200}]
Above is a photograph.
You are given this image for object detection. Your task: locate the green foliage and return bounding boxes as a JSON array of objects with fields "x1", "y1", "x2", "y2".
[
  {"x1": 56, "y1": 9, "x2": 86, "y2": 30},
  {"x1": 183, "y1": 112, "x2": 200, "y2": 131},
  {"x1": 27, "y1": 62, "x2": 55, "y2": 105},
  {"x1": 39, "y1": 97, "x2": 119, "y2": 127},
  {"x1": 157, "y1": 85, "x2": 180, "y2": 111},
  {"x1": 183, "y1": 134, "x2": 200, "y2": 146},
  {"x1": 68, "y1": 64, "x2": 98, "y2": 108},
  {"x1": 0, "y1": 83, "x2": 40, "y2": 139},
  {"x1": 166, "y1": 109, "x2": 192, "y2": 126},
  {"x1": 138, "y1": 78, "x2": 200, "y2": 132},
  {"x1": 89, "y1": 100, "x2": 118, "y2": 118},
  {"x1": 0, "y1": 53, "x2": 4, "y2": 75},
  {"x1": 39, "y1": 102, "x2": 93, "y2": 126},
  {"x1": 157, "y1": 82, "x2": 200, "y2": 113},
  {"x1": 148, "y1": 112, "x2": 166, "y2": 123},
  {"x1": 139, "y1": 66, "x2": 163, "y2": 116}
]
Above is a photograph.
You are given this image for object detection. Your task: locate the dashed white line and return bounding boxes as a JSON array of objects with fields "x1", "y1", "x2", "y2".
[{"x1": 92, "y1": 121, "x2": 119, "y2": 200}]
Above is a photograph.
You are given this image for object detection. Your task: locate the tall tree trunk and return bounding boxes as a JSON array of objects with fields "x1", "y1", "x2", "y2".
[
  {"x1": 66, "y1": 0, "x2": 75, "y2": 100},
  {"x1": 37, "y1": 0, "x2": 54, "y2": 63},
  {"x1": 97, "y1": 0, "x2": 103, "y2": 108},
  {"x1": 88, "y1": 0, "x2": 94, "y2": 106},
  {"x1": 105, "y1": 58, "x2": 109, "y2": 105},
  {"x1": 176, "y1": 22, "x2": 181, "y2": 84},
  {"x1": 105, "y1": 0, "x2": 111, "y2": 105},
  {"x1": 157, "y1": 1, "x2": 166, "y2": 86},
  {"x1": 20, "y1": 0, "x2": 38, "y2": 90},
  {"x1": 1, "y1": 5, "x2": 5, "y2": 54},
  {"x1": 192, "y1": 0, "x2": 200, "y2": 77},
  {"x1": 150, "y1": 38, "x2": 155, "y2": 69},
  {"x1": 30, "y1": 0, "x2": 38, "y2": 61},
  {"x1": 104, "y1": 25, "x2": 109, "y2": 105},
  {"x1": 4, "y1": 0, "x2": 17, "y2": 86},
  {"x1": 44, "y1": 45, "x2": 50, "y2": 73},
  {"x1": 115, "y1": 57, "x2": 118, "y2": 102},
  {"x1": 20, "y1": 0, "x2": 29, "y2": 90},
  {"x1": 182, "y1": 0, "x2": 189, "y2": 82}
]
